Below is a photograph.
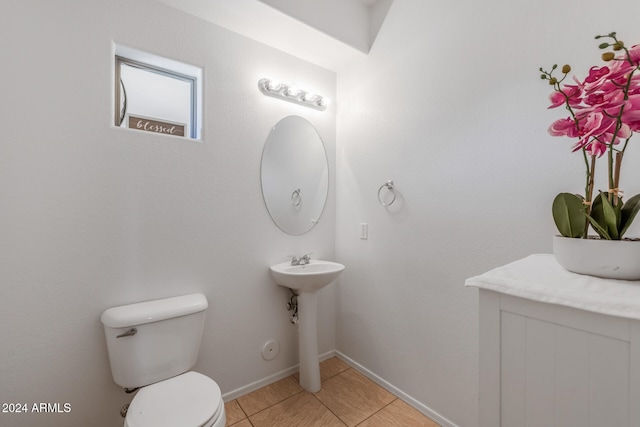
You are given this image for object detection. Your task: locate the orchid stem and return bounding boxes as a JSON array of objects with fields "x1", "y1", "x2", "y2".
[
  {"x1": 583, "y1": 153, "x2": 596, "y2": 238},
  {"x1": 613, "y1": 152, "x2": 623, "y2": 205}
]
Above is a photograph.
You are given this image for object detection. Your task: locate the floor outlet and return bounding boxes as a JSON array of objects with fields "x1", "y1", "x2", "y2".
[{"x1": 261, "y1": 340, "x2": 280, "y2": 361}]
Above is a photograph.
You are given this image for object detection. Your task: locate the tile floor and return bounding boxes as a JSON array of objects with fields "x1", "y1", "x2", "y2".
[{"x1": 224, "y1": 357, "x2": 440, "y2": 427}]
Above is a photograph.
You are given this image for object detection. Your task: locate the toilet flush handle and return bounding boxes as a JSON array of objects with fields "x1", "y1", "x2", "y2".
[{"x1": 116, "y1": 328, "x2": 137, "y2": 338}]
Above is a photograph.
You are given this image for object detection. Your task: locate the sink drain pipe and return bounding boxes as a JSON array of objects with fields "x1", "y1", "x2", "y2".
[{"x1": 286, "y1": 290, "x2": 298, "y2": 324}]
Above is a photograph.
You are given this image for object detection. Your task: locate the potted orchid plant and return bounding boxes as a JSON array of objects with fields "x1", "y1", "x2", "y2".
[{"x1": 540, "y1": 32, "x2": 640, "y2": 279}]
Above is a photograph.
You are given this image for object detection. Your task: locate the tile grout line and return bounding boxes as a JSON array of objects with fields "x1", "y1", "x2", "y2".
[
  {"x1": 237, "y1": 398, "x2": 252, "y2": 427},
  {"x1": 312, "y1": 367, "x2": 395, "y2": 427},
  {"x1": 353, "y1": 397, "x2": 399, "y2": 426},
  {"x1": 242, "y1": 386, "x2": 307, "y2": 423},
  {"x1": 309, "y1": 392, "x2": 348, "y2": 426},
  {"x1": 238, "y1": 376, "x2": 304, "y2": 417},
  {"x1": 311, "y1": 366, "x2": 352, "y2": 425}
]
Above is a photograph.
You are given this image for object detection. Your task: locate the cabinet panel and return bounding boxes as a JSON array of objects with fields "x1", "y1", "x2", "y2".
[
  {"x1": 500, "y1": 312, "x2": 526, "y2": 426},
  {"x1": 524, "y1": 318, "x2": 556, "y2": 426},
  {"x1": 500, "y1": 308, "x2": 630, "y2": 426},
  {"x1": 589, "y1": 334, "x2": 629, "y2": 426},
  {"x1": 556, "y1": 326, "x2": 590, "y2": 427}
]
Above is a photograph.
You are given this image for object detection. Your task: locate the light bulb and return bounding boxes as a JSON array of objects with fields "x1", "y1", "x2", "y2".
[
  {"x1": 285, "y1": 86, "x2": 300, "y2": 97},
  {"x1": 303, "y1": 92, "x2": 317, "y2": 102},
  {"x1": 267, "y1": 79, "x2": 281, "y2": 91}
]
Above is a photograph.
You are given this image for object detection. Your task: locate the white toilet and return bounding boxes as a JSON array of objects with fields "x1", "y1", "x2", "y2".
[{"x1": 101, "y1": 293, "x2": 226, "y2": 427}]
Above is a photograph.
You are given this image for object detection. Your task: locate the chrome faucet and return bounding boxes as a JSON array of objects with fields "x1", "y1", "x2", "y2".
[{"x1": 290, "y1": 253, "x2": 312, "y2": 266}]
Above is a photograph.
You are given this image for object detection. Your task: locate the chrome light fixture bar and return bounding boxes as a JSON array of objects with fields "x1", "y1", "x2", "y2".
[{"x1": 258, "y1": 78, "x2": 328, "y2": 111}]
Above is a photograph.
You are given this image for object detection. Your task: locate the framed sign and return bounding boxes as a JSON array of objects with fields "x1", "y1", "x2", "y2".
[{"x1": 128, "y1": 115, "x2": 186, "y2": 137}]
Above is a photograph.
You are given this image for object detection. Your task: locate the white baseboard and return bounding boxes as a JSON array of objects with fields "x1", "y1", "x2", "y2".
[
  {"x1": 221, "y1": 350, "x2": 336, "y2": 402},
  {"x1": 335, "y1": 351, "x2": 458, "y2": 427}
]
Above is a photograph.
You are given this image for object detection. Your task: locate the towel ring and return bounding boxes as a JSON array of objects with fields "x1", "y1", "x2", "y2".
[
  {"x1": 377, "y1": 180, "x2": 396, "y2": 206},
  {"x1": 291, "y1": 189, "x2": 302, "y2": 207}
]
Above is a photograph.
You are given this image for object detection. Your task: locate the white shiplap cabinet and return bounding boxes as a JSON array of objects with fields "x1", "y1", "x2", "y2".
[{"x1": 479, "y1": 290, "x2": 640, "y2": 427}]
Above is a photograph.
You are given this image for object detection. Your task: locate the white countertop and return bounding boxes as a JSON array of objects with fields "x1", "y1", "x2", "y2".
[{"x1": 465, "y1": 254, "x2": 640, "y2": 320}]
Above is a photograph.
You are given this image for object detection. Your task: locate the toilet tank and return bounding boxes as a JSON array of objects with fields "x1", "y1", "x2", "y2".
[{"x1": 101, "y1": 293, "x2": 208, "y2": 389}]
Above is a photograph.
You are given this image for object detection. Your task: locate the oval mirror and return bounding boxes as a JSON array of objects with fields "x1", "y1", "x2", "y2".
[{"x1": 261, "y1": 116, "x2": 329, "y2": 235}]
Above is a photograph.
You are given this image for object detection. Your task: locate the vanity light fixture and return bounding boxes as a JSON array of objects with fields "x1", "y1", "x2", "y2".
[{"x1": 258, "y1": 78, "x2": 328, "y2": 111}]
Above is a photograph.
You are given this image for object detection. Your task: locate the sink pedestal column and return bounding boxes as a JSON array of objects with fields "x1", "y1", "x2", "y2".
[{"x1": 297, "y1": 292, "x2": 321, "y2": 392}]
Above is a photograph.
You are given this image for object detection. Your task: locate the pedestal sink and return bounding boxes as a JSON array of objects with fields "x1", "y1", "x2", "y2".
[{"x1": 269, "y1": 260, "x2": 345, "y2": 392}]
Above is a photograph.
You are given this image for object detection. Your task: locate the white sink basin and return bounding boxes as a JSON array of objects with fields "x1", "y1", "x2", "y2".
[{"x1": 270, "y1": 260, "x2": 345, "y2": 293}]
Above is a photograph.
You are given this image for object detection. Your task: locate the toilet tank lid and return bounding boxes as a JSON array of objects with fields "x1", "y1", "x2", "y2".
[{"x1": 101, "y1": 294, "x2": 208, "y2": 328}]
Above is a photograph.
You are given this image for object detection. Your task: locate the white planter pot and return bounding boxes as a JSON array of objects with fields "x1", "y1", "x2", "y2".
[{"x1": 553, "y1": 235, "x2": 640, "y2": 280}]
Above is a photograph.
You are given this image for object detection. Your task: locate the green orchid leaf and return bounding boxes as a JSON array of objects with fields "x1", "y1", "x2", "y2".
[
  {"x1": 552, "y1": 193, "x2": 586, "y2": 238},
  {"x1": 590, "y1": 193, "x2": 621, "y2": 240},
  {"x1": 590, "y1": 194, "x2": 604, "y2": 226},
  {"x1": 620, "y1": 193, "x2": 640, "y2": 238},
  {"x1": 584, "y1": 212, "x2": 611, "y2": 239},
  {"x1": 600, "y1": 193, "x2": 620, "y2": 240}
]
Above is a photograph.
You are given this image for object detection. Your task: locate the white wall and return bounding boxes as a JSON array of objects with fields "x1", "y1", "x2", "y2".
[
  {"x1": 336, "y1": 0, "x2": 640, "y2": 425},
  {"x1": 0, "y1": 1, "x2": 336, "y2": 426},
  {"x1": 6, "y1": 1, "x2": 640, "y2": 426}
]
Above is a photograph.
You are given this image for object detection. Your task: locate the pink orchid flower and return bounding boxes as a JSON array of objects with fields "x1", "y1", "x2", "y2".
[
  {"x1": 549, "y1": 84, "x2": 582, "y2": 109},
  {"x1": 585, "y1": 66, "x2": 610, "y2": 83},
  {"x1": 622, "y1": 95, "x2": 640, "y2": 131},
  {"x1": 582, "y1": 66, "x2": 610, "y2": 92},
  {"x1": 548, "y1": 117, "x2": 579, "y2": 137},
  {"x1": 544, "y1": 35, "x2": 638, "y2": 160},
  {"x1": 580, "y1": 139, "x2": 608, "y2": 157},
  {"x1": 577, "y1": 111, "x2": 614, "y2": 140},
  {"x1": 627, "y1": 44, "x2": 640, "y2": 64}
]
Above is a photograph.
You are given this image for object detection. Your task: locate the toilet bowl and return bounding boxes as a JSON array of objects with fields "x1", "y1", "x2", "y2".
[
  {"x1": 124, "y1": 372, "x2": 225, "y2": 427},
  {"x1": 100, "y1": 294, "x2": 226, "y2": 427}
]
